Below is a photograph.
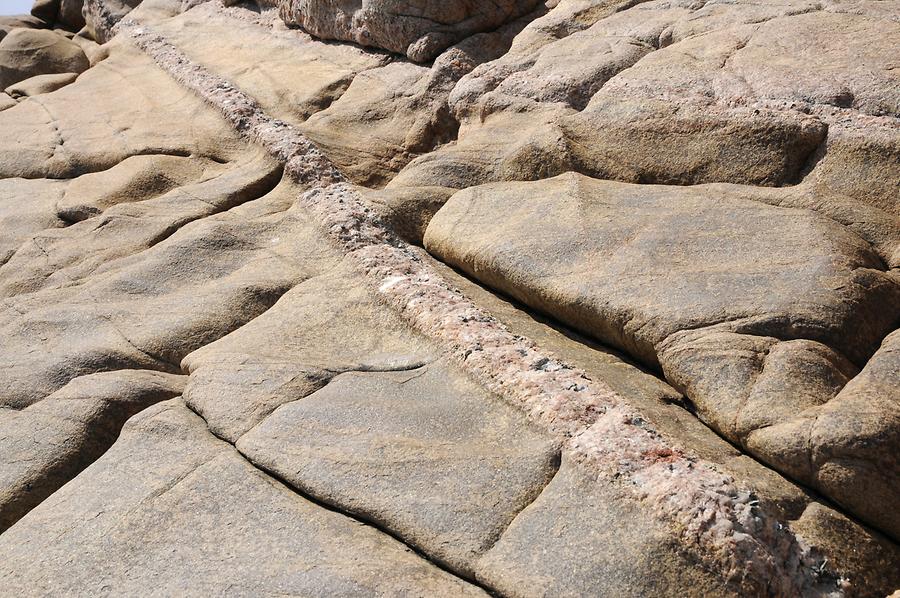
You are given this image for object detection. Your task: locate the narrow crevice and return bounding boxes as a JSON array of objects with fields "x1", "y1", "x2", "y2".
[
  {"x1": 182, "y1": 399, "x2": 502, "y2": 597},
  {"x1": 794, "y1": 124, "x2": 830, "y2": 184},
  {"x1": 141, "y1": 163, "x2": 285, "y2": 253},
  {"x1": 99, "y1": 315, "x2": 185, "y2": 374}
]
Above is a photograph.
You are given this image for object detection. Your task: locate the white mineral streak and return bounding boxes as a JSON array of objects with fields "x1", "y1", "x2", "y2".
[{"x1": 118, "y1": 15, "x2": 844, "y2": 597}]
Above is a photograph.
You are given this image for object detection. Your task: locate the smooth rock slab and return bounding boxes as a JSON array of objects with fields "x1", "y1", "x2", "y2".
[
  {"x1": 425, "y1": 172, "x2": 897, "y2": 368},
  {"x1": 0, "y1": 151, "x2": 280, "y2": 297},
  {"x1": 183, "y1": 263, "x2": 437, "y2": 443},
  {"x1": 0, "y1": 399, "x2": 488, "y2": 597},
  {"x1": 0, "y1": 177, "x2": 67, "y2": 266},
  {"x1": 475, "y1": 456, "x2": 734, "y2": 597},
  {"x1": 238, "y1": 360, "x2": 560, "y2": 577},
  {"x1": 0, "y1": 369, "x2": 186, "y2": 532},
  {"x1": 154, "y1": 4, "x2": 386, "y2": 126}
]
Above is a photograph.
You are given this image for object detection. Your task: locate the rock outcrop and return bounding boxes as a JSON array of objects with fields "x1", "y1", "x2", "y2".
[
  {"x1": 279, "y1": 0, "x2": 544, "y2": 62},
  {"x1": 0, "y1": 0, "x2": 897, "y2": 595},
  {"x1": 424, "y1": 172, "x2": 900, "y2": 538}
]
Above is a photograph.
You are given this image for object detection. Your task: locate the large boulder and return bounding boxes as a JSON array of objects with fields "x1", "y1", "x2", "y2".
[
  {"x1": 0, "y1": 28, "x2": 88, "y2": 89},
  {"x1": 278, "y1": 0, "x2": 544, "y2": 62}
]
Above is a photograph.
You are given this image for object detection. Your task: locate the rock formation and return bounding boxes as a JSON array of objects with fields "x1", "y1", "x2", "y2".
[{"x1": 0, "y1": 0, "x2": 897, "y2": 596}]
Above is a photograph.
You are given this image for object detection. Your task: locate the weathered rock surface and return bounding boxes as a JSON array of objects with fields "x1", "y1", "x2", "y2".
[
  {"x1": 0, "y1": 28, "x2": 88, "y2": 89},
  {"x1": 0, "y1": 39, "x2": 248, "y2": 181},
  {"x1": 1, "y1": 0, "x2": 898, "y2": 594},
  {"x1": 0, "y1": 369, "x2": 186, "y2": 532},
  {"x1": 388, "y1": 0, "x2": 899, "y2": 225},
  {"x1": 425, "y1": 172, "x2": 900, "y2": 539},
  {"x1": 83, "y1": 0, "x2": 143, "y2": 42},
  {"x1": 476, "y1": 456, "x2": 730, "y2": 597},
  {"x1": 0, "y1": 15, "x2": 47, "y2": 41},
  {"x1": 238, "y1": 361, "x2": 560, "y2": 577},
  {"x1": 182, "y1": 263, "x2": 437, "y2": 442},
  {"x1": 0, "y1": 177, "x2": 67, "y2": 266},
  {"x1": 0, "y1": 400, "x2": 489, "y2": 596},
  {"x1": 4, "y1": 70, "x2": 78, "y2": 97},
  {"x1": 0, "y1": 174, "x2": 338, "y2": 409},
  {"x1": 279, "y1": 0, "x2": 544, "y2": 62},
  {"x1": 748, "y1": 330, "x2": 900, "y2": 543},
  {"x1": 151, "y1": 1, "x2": 528, "y2": 186}
]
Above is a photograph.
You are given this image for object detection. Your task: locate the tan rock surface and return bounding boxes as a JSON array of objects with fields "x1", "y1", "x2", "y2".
[
  {"x1": 0, "y1": 369, "x2": 186, "y2": 532},
  {"x1": 425, "y1": 172, "x2": 900, "y2": 540},
  {"x1": 0, "y1": 28, "x2": 88, "y2": 89},
  {"x1": 182, "y1": 263, "x2": 437, "y2": 442},
  {"x1": 4, "y1": 70, "x2": 77, "y2": 97},
  {"x1": 238, "y1": 360, "x2": 560, "y2": 577},
  {"x1": 0, "y1": 0, "x2": 898, "y2": 595},
  {"x1": 0, "y1": 399, "x2": 489, "y2": 596}
]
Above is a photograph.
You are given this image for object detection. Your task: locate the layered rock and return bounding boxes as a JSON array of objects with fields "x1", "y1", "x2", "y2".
[
  {"x1": 0, "y1": 400, "x2": 489, "y2": 596},
  {"x1": 0, "y1": 370, "x2": 186, "y2": 531},
  {"x1": 387, "y1": 0, "x2": 899, "y2": 233}
]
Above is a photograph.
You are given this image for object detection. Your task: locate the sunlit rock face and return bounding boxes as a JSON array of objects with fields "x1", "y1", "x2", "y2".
[{"x1": 0, "y1": 0, "x2": 897, "y2": 596}]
